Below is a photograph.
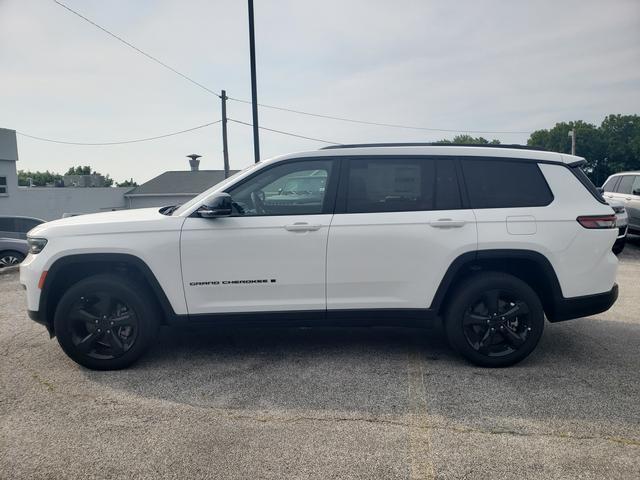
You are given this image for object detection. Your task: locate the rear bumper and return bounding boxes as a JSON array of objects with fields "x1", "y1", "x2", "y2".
[{"x1": 548, "y1": 283, "x2": 618, "y2": 322}]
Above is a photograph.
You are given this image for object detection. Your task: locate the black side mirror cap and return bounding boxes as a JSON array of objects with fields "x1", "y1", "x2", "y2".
[{"x1": 197, "y1": 193, "x2": 233, "y2": 218}]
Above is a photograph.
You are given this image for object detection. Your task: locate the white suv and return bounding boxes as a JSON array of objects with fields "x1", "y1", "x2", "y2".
[{"x1": 20, "y1": 144, "x2": 619, "y2": 370}]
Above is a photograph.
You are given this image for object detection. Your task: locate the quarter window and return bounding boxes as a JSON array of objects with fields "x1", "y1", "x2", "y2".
[
  {"x1": 345, "y1": 157, "x2": 461, "y2": 213},
  {"x1": 461, "y1": 159, "x2": 553, "y2": 209},
  {"x1": 226, "y1": 160, "x2": 334, "y2": 216}
]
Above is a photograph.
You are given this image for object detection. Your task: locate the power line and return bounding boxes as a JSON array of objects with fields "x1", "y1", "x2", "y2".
[
  {"x1": 17, "y1": 121, "x2": 221, "y2": 146},
  {"x1": 228, "y1": 118, "x2": 339, "y2": 144},
  {"x1": 52, "y1": 0, "x2": 532, "y2": 137},
  {"x1": 52, "y1": 0, "x2": 220, "y2": 98},
  {"x1": 227, "y1": 97, "x2": 532, "y2": 135}
]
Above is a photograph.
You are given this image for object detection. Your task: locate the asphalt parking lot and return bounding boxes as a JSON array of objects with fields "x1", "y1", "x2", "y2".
[{"x1": 1, "y1": 241, "x2": 639, "y2": 480}]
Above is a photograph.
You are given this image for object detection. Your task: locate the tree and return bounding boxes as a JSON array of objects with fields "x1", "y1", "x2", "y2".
[
  {"x1": 117, "y1": 178, "x2": 138, "y2": 187},
  {"x1": 436, "y1": 134, "x2": 501, "y2": 145},
  {"x1": 17, "y1": 170, "x2": 62, "y2": 187},
  {"x1": 64, "y1": 165, "x2": 114, "y2": 187},
  {"x1": 527, "y1": 115, "x2": 639, "y2": 185},
  {"x1": 65, "y1": 165, "x2": 93, "y2": 176}
]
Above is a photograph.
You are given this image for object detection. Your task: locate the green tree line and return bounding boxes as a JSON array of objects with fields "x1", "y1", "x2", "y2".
[
  {"x1": 17, "y1": 165, "x2": 136, "y2": 187},
  {"x1": 438, "y1": 114, "x2": 639, "y2": 186}
]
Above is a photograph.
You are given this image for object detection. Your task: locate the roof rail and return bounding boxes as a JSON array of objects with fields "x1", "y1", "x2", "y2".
[{"x1": 320, "y1": 143, "x2": 547, "y2": 151}]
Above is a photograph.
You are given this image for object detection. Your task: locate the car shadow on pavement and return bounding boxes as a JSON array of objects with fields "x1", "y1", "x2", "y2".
[{"x1": 81, "y1": 317, "x2": 640, "y2": 436}]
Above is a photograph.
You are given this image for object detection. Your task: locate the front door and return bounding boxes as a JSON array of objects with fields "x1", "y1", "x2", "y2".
[{"x1": 180, "y1": 158, "x2": 338, "y2": 315}]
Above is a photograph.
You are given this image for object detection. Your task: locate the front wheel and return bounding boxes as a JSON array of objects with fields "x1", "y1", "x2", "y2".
[
  {"x1": 54, "y1": 274, "x2": 159, "y2": 370},
  {"x1": 0, "y1": 250, "x2": 24, "y2": 268},
  {"x1": 445, "y1": 272, "x2": 545, "y2": 367}
]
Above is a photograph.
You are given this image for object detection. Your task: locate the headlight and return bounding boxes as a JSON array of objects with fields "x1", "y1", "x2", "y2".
[{"x1": 27, "y1": 237, "x2": 48, "y2": 254}]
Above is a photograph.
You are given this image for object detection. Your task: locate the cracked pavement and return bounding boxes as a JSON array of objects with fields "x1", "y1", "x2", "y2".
[{"x1": 1, "y1": 239, "x2": 639, "y2": 479}]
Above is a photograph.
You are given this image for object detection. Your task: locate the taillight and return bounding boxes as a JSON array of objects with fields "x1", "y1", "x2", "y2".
[{"x1": 577, "y1": 215, "x2": 616, "y2": 229}]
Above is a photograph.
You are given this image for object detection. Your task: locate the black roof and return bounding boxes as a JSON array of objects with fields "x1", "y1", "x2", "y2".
[
  {"x1": 125, "y1": 170, "x2": 239, "y2": 196},
  {"x1": 321, "y1": 143, "x2": 547, "y2": 151}
]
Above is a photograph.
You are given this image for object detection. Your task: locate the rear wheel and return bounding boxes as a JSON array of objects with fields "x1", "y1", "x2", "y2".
[
  {"x1": 0, "y1": 250, "x2": 24, "y2": 268},
  {"x1": 54, "y1": 274, "x2": 159, "y2": 370},
  {"x1": 445, "y1": 272, "x2": 544, "y2": 367}
]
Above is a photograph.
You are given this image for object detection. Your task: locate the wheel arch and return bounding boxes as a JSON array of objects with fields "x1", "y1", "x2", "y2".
[
  {"x1": 41, "y1": 253, "x2": 177, "y2": 334},
  {"x1": 431, "y1": 249, "x2": 563, "y2": 320}
]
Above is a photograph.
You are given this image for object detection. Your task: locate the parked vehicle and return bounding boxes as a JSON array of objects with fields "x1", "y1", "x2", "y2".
[
  {"x1": 601, "y1": 172, "x2": 640, "y2": 234},
  {"x1": 605, "y1": 198, "x2": 628, "y2": 254},
  {"x1": 0, "y1": 215, "x2": 44, "y2": 240},
  {"x1": 0, "y1": 238, "x2": 29, "y2": 268},
  {"x1": 0, "y1": 216, "x2": 45, "y2": 267},
  {"x1": 20, "y1": 144, "x2": 619, "y2": 370}
]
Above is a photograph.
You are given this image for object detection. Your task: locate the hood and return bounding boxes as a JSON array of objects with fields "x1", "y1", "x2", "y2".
[{"x1": 28, "y1": 207, "x2": 183, "y2": 238}]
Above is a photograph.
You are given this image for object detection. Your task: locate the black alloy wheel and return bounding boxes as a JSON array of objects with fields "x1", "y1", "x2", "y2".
[
  {"x1": 462, "y1": 289, "x2": 532, "y2": 357},
  {"x1": 67, "y1": 291, "x2": 139, "y2": 360},
  {"x1": 54, "y1": 274, "x2": 159, "y2": 370},
  {"x1": 445, "y1": 272, "x2": 545, "y2": 367}
]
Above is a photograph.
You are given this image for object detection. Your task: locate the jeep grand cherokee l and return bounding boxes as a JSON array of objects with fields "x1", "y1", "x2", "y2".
[{"x1": 20, "y1": 144, "x2": 619, "y2": 370}]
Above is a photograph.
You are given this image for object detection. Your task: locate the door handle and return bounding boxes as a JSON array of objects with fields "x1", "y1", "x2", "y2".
[
  {"x1": 284, "y1": 222, "x2": 322, "y2": 232},
  {"x1": 429, "y1": 218, "x2": 466, "y2": 228}
]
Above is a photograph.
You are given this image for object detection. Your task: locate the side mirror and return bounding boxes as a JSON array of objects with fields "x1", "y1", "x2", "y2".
[
  {"x1": 596, "y1": 187, "x2": 604, "y2": 195},
  {"x1": 197, "y1": 193, "x2": 233, "y2": 218}
]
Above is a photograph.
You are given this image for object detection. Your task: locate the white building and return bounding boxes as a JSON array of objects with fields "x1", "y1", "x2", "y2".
[{"x1": 0, "y1": 128, "x2": 233, "y2": 221}]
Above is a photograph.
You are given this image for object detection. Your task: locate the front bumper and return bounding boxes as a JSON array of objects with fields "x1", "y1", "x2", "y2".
[
  {"x1": 548, "y1": 283, "x2": 618, "y2": 322},
  {"x1": 28, "y1": 309, "x2": 54, "y2": 337}
]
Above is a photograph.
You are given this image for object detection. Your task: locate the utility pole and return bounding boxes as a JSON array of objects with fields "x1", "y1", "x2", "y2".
[
  {"x1": 569, "y1": 128, "x2": 576, "y2": 155},
  {"x1": 221, "y1": 90, "x2": 230, "y2": 178},
  {"x1": 247, "y1": 0, "x2": 260, "y2": 163}
]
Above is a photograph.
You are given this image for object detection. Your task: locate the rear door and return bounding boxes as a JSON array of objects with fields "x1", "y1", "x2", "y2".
[
  {"x1": 326, "y1": 156, "x2": 476, "y2": 312},
  {"x1": 627, "y1": 175, "x2": 640, "y2": 230}
]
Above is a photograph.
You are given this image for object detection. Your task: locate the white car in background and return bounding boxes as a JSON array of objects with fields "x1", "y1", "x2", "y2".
[{"x1": 606, "y1": 198, "x2": 628, "y2": 255}]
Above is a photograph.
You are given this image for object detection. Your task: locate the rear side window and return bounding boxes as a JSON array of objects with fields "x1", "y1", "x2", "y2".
[
  {"x1": 602, "y1": 176, "x2": 621, "y2": 192},
  {"x1": 345, "y1": 157, "x2": 461, "y2": 213},
  {"x1": 615, "y1": 175, "x2": 634, "y2": 194},
  {"x1": 461, "y1": 159, "x2": 553, "y2": 209}
]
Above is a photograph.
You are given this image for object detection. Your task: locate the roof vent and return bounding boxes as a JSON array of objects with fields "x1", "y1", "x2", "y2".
[{"x1": 187, "y1": 154, "x2": 201, "y2": 171}]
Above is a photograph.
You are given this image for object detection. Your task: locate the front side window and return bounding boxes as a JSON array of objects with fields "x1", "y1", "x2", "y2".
[
  {"x1": 0, "y1": 176, "x2": 6, "y2": 194},
  {"x1": 615, "y1": 175, "x2": 634, "y2": 194},
  {"x1": 462, "y1": 158, "x2": 553, "y2": 209},
  {"x1": 345, "y1": 157, "x2": 461, "y2": 213},
  {"x1": 226, "y1": 160, "x2": 334, "y2": 216}
]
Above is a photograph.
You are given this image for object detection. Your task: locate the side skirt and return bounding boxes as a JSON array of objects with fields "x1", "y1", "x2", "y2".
[{"x1": 179, "y1": 308, "x2": 439, "y2": 328}]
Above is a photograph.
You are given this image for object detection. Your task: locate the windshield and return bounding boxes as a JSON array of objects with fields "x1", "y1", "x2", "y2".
[{"x1": 172, "y1": 163, "x2": 260, "y2": 216}]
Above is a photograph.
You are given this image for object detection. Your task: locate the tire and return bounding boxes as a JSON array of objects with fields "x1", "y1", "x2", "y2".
[
  {"x1": 54, "y1": 274, "x2": 159, "y2": 370},
  {"x1": 612, "y1": 238, "x2": 626, "y2": 255},
  {"x1": 0, "y1": 250, "x2": 25, "y2": 268},
  {"x1": 444, "y1": 272, "x2": 545, "y2": 368}
]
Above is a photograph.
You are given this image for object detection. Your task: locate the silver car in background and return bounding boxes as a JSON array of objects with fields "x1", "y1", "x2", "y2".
[
  {"x1": 602, "y1": 172, "x2": 640, "y2": 234},
  {"x1": 0, "y1": 216, "x2": 45, "y2": 267}
]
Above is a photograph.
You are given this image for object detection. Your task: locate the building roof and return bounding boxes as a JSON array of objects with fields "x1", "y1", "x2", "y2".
[{"x1": 125, "y1": 170, "x2": 238, "y2": 197}]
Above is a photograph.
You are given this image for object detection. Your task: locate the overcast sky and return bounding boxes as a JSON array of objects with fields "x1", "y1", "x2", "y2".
[{"x1": 1, "y1": 0, "x2": 639, "y2": 184}]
